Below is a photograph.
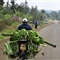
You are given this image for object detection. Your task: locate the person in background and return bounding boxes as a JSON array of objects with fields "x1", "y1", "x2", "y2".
[
  {"x1": 34, "y1": 20, "x2": 38, "y2": 29},
  {"x1": 18, "y1": 18, "x2": 32, "y2": 30}
]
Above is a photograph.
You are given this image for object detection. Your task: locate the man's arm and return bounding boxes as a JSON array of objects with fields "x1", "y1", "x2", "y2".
[{"x1": 18, "y1": 26, "x2": 22, "y2": 30}]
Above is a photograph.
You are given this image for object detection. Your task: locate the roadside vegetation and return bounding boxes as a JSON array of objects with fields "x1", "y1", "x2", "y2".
[{"x1": 0, "y1": 0, "x2": 60, "y2": 40}]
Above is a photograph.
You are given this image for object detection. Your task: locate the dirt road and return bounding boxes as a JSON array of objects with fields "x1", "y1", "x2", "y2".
[
  {"x1": 0, "y1": 21, "x2": 60, "y2": 60},
  {"x1": 35, "y1": 21, "x2": 60, "y2": 60}
]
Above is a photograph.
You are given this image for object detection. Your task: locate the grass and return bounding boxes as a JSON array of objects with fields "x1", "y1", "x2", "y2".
[
  {"x1": 0, "y1": 22, "x2": 20, "y2": 40},
  {"x1": 0, "y1": 33, "x2": 5, "y2": 39},
  {"x1": 0, "y1": 29, "x2": 16, "y2": 41}
]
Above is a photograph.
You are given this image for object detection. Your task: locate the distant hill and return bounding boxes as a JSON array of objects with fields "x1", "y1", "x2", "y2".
[
  {"x1": 45, "y1": 10, "x2": 59, "y2": 13},
  {"x1": 45, "y1": 10, "x2": 52, "y2": 13},
  {"x1": 39, "y1": 10, "x2": 58, "y2": 13}
]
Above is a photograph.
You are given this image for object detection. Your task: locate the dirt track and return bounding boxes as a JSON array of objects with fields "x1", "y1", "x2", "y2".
[{"x1": 0, "y1": 38, "x2": 9, "y2": 60}]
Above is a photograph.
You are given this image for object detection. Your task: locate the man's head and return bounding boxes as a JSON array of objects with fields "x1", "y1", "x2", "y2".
[{"x1": 23, "y1": 18, "x2": 28, "y2": 23}]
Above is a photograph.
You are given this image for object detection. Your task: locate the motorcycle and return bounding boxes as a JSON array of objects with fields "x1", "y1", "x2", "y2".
[
  {"x1": 2, "y1": 33, "x2": 56, "y2": 60},
  {"x1": 17, "y1": 40, "x2": 27, "y2": 60}
]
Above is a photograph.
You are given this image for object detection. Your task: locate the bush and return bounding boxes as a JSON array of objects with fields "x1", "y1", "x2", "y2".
[
  {"x1": 0, "y1": 19, "x2": 2, "y2": 22},
  {"x1": 15, "y1": 11, "x2": 23, "y2": 16},
  {"x1": 23, "y1": 14, "x2": 33, "y2": 21},
  {"x1": 0, "y1": 33, "x2": 5, "y2": 39},
  {"x1": 4, "y1": 14, "x2": 13, "y2": 26},
  {"x1": 5, "y1": 20, "x2": 13, "y2": 26}
]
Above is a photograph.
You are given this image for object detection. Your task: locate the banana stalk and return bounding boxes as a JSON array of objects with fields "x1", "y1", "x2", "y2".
[
  {"x1": 39, "y1": 37, "x2": 56, "y2": 48},
  {"x1": 44, "y1": 40, "x2": 56, "y2": 48},
  {"x1": 2, "y1": 33, "x2": 13, "y2": 36}
]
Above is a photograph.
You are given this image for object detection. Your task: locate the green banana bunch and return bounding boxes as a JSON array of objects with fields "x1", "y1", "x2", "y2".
[{"x1": 4, "y1": 29, "x2": 46, "y2": 59}]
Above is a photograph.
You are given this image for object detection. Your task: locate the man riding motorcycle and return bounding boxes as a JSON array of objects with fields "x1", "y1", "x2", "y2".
[{"x1": 17, "y1": 18, "x2": 32, "y2": 60}]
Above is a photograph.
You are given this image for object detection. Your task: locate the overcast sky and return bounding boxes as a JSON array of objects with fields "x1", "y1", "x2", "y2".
[{"x1": 4, "y1": 0, "x2": 60, "y2": 11}]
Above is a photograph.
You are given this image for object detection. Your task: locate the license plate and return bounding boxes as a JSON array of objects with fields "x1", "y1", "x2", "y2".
[{"x1": 20, "y1": 44, "x2": 26, "y2": 50}]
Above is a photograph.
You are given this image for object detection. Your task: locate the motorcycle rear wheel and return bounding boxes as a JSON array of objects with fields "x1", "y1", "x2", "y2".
[{"x1": 21, "y1": 54, "x2": 25, "y2": 60}]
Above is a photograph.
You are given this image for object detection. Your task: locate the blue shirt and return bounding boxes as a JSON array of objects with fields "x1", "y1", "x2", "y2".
[{"x1": 18, "y1": 23, "x2": 32, "y2": 30}]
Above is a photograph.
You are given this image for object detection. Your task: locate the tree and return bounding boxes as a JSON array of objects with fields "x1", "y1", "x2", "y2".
[
  {"x1": 4, "y1": 0, "x2": 11, "y2": 14},
  {"x1": 18, "y1": 2, "x2": 24, "y2": 13},
  {"x1": 0, "y1": 0, "x2": 4, "y2": 5},
  {"x1": 0, "y1": 0, "x2": 4, "y2": 10},
  {"x1": 40, "y1": 10, "x2": 47, "y2": 22},
  {"x1": 30, "y1": 6, "x2": 38, "y2": 20},
  {"x1": 50, "y1": 11, "x2": 58, "y2": 20},
  {"x1": 41, "y1": 9, "x2": 46, "y2": 13},
  {"x1": 57, "y1": 11, "x2": 60, "y2": 20},
  {"x1": 11, "y1": 0, "x2": 16, "y2": 13},
  {"x1": 23, "y1": 0, "x2": 30, "y2": 14}
]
